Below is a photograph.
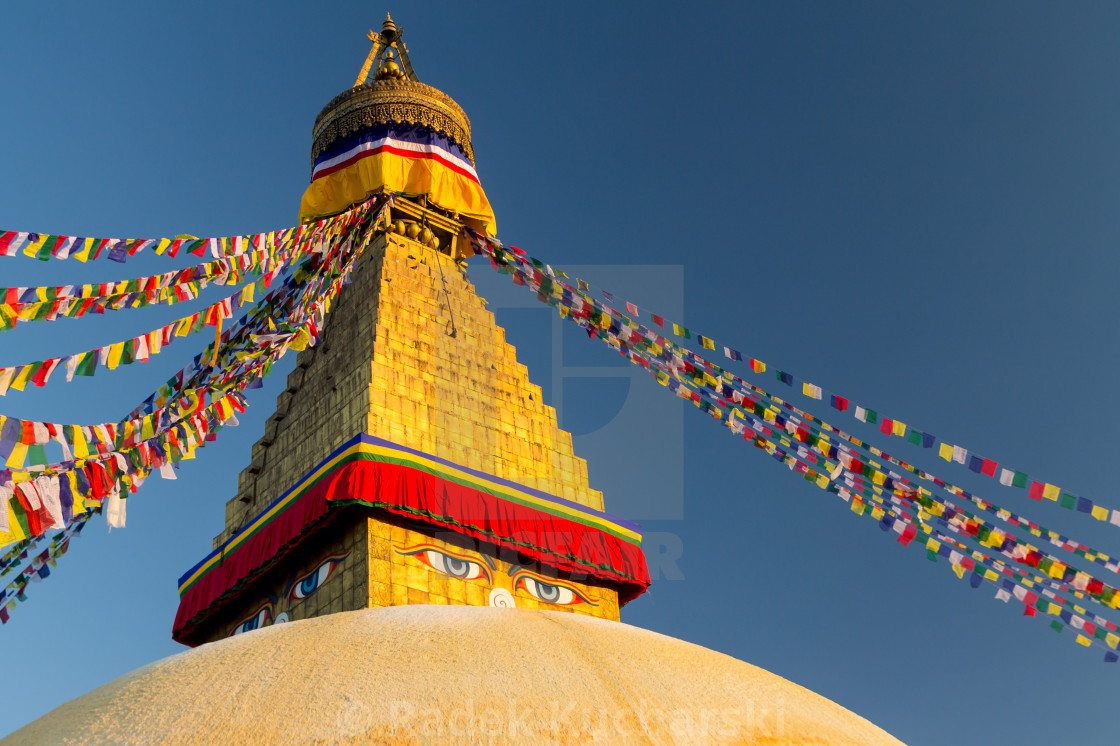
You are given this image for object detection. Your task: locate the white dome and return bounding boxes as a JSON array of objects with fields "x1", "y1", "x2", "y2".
[{"x1": 6, "y1": 606, "x2": 902, "y2": 745}]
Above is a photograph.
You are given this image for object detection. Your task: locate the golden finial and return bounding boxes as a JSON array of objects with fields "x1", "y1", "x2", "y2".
[
  {"x1": 353, "y1": 12, "x2": 418, "y2": 86},
  {"x1": 375, "y1": 49, "x2": 404, "y2": 81},
  {"x1": 381, "y1": 13, "x2": 397, "y2": 38}
]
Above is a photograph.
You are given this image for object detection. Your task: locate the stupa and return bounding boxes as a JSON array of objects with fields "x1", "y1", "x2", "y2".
[{"x1": 5, "y1": 17, "x2": 903, "y2": 745}]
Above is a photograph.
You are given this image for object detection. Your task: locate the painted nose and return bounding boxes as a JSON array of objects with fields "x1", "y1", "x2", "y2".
[{"x1": 488, "y1": 587, "x2": 515, "y2": 608}]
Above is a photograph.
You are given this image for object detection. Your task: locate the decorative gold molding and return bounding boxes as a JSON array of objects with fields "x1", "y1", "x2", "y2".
[{"x1": 310, "y1": 80, "x2": 475, "y2": 173}]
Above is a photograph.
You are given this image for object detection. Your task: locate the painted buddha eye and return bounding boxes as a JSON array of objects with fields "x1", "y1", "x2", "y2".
[
  {"x1": 396, "y1": 544, "x2": 491, "y2": 582},
  {"x1": 230, "y1": 606, "x2": 271, "y2": 636},
  {"x1": 513, "y1": 573, "x2": 595, "y2": 607},
  {"x1": 289, "y1": 556, "x2": 344, "y2": 602}
]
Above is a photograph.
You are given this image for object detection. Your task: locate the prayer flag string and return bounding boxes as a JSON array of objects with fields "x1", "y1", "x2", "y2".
[
  {"x1": 473, "y1": 232, "x2": 1120, "y2": 659},
  {"x1": 483, "y1": 243, "x2": 1116, "y2": 526},
  {"x1": 0, "y1": 195, "x2": 389, "y2": 622}
]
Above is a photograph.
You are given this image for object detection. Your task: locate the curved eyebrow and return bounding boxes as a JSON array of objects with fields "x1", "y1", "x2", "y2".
[
  {"x1": 396, "y1": 543, "x2": 497, "y2": 571},
  {"x1": 506, "y1": 563, "x2": 553, "y2": 578}
]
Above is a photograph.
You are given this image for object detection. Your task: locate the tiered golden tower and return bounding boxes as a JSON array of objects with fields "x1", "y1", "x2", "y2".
[{"x1": 172, "y1": 17, "x2": 647, "y2": 645}]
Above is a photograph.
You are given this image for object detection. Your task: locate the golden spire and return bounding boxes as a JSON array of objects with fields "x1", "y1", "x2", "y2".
[{"x1": 353, "y1": 12, "x2": 417, "y2": 87}]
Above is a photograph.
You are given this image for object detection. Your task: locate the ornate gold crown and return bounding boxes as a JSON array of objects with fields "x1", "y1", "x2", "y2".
[
  {"x1": 308, "y1": 15, "x2": 475, "y2": 175},
  {"x1": 309, "y1": 79, "x2": 475, "y2": 174}
]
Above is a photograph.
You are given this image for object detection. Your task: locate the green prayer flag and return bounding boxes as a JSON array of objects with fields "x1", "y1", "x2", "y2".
[
  {"x1": 31, "y1": 302, "x2": 53, "y2": 321},
  {"x1": 27, "y1": 444, "x2": 47, "y2": 466},
  {"x1": 1050, "y1": 621, "x2": 1063, "y2": 632},
  {"x1": 37, "y1": 235, "x2": 58, "y2": 261},
  {"x1": 907, "y1": 430, "x2": 922, "y2": 446},
  {"x1": 1012, "y1": 471, "x2": 1028, "y2": 488},
  {"x1": 1060, "y1": 493, "x2": 1077, "y2": 510},
  {"x1": 75, "y1": 351, "x2": 98, "y2": 377}
]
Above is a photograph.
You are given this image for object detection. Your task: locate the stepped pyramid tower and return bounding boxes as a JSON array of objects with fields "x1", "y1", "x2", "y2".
[
  {"x1": 8, "y1": 19, "x2": 904, "y2": 744},
  {"x1": 171, "y1": 15, "x2": 648, "y2": 645}
]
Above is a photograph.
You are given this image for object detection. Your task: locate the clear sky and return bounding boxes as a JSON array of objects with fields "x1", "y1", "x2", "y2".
[{"x1": 2, "y1": 3, "x2": 1119, "y2": 743}]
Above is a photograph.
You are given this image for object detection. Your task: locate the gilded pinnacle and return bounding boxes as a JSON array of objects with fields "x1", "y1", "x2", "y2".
[{"x1": 381, "y1": 13, "x2": 397, "y2": 39}]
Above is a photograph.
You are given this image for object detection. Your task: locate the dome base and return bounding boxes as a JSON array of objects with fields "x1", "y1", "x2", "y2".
[{"x1": 6, "y1": 606, "x2": 902, "y2": 745}]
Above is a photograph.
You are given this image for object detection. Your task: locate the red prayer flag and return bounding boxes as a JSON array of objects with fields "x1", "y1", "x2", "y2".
[
  {"x1": 1029, "y1": 481, "x2": 1044, "y2": 500},
  {"x1": 0, "y1": 231, "x2": 19, "y2": 256},
  {"x1": 880, "y1": 418, "x2": 893, "y2": 435},
  {"x1": 981, "y1": 458, "x2": 997, "y2": 477},
  {"x1": 898, "y1": 524, "x2": 917, "y2": 547}
]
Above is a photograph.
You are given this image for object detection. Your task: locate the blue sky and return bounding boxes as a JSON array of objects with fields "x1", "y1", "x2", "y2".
[{"x1": 2, "y1": 3, "x2": 1119, "y2": 743}]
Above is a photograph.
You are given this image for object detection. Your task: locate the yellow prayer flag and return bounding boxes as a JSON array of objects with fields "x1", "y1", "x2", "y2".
[
  {"x1": 67, "y1": 471, "x2": 85, "y2": 513},
  {"x1": 73, "y1": 238, "x2": 94, "y2": 262},
  {"x1": 1048, "y1": 561, "x2": 1066, "y2": 579},
  {"x1": 1047, "y1": 603, "x2": 1061, "y2": 616},
  {"x1": 1042, "y1": 483, "x2": 1060, "y2": 501},
  {"x1": 22, "y1": 234, "x2": 47, "y2": 258},
  {"x1": 871, "y1": 470, "x2": 886, "y2": 486},
  {"x1": 9, "y1": 365, "x2": 33, "y2": 392},
  {"x1": 176, "y1": 316, "x2": 194, "y2": 337},
  {"x1": 148, "y1": 330, "x2": 163, "y2": 355},
  {"x1": 1092, "y1": 505, "x2": 1109, "y2": 521},
  {"x1": 870, "y1": 506, "x2": 885, "y2": 520},
  {"x1": 288, "y1": 328, "x2": 311, "y2": 351},
  {"x1": 938, "y1": 443, "x2": 953, "y2": 461},
  {"x1": 1106, "y1": 632, "x2": 1119, "y2": 650},
  {"x1": 892, "y1": 420, "x2": 906, "y2": 436},
  {"x1": 154, "y1": 238, "x2": 172, "y2": 255},
  {"x1": 926, "y1": 538, "x2": 940, "y2": 553},
  {"x1": 0, "y1": 498, "x2": 28, "y2": 545},
  {"x1": 1075, "y1": 634, "x2": 1091, "y2": 647},
  {"x1": 5, "y1": 443, "x2": 27, "y2": 469},
  {"x1": 762, "y1": 408, "x2": 776, "y2": 422},
  {"x1": 951, "y1": 564, "x2": 965, "y2": 579},
  {"x1": 241, "y1": 282, "x2": 255, "y2": 304},
  {"x1": 801, "y1": 382, "x2": 814, "y2": 397},
  {"x1": 815, "y1": 474, "x2": 830, "y2": 489},
  {"x1": 72, "y1": 428, "x2": 89, "y2": 459},
  {"x1": 106, "y1": 341, "x2": 125, "y2": 370}
]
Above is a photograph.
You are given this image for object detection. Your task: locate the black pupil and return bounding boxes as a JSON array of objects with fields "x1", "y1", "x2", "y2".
[{"x1": 445, "y1": 556, "x2": 470, "y2": 578}]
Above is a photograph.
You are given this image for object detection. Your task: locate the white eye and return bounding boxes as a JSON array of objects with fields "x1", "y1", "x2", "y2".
[
  {"x1": 291, "y1": 559, "x2": 340, "y2": 600},
  {"x1": 424, "y1": 550, "x2": 485, "y2": 580},
  {"x1": 519, "y1": 577, "x2": 576, "y2": 605},
  {"x1": 230, "y1": 607, "x2": 270, "y2": 636}
]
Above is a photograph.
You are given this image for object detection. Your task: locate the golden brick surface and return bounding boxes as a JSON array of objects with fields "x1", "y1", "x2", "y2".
[
  {"x1": 196, "y1": 225, "x2": 623, "y2": 643},
  {"x1": 217, "y1": 230, "x2": 603, "y2": 549}
]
